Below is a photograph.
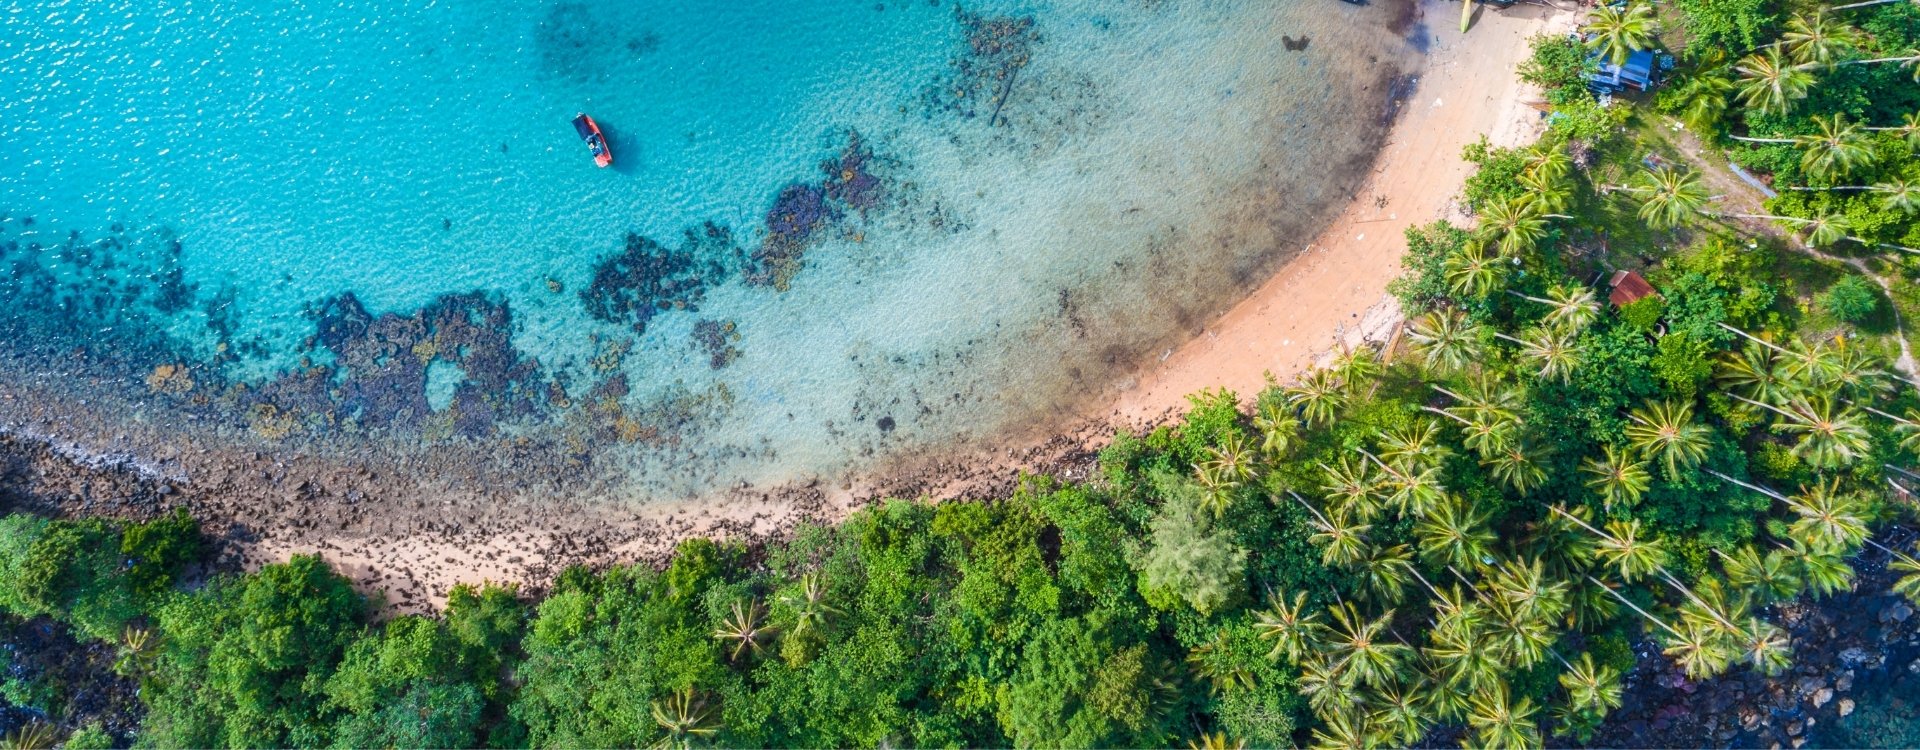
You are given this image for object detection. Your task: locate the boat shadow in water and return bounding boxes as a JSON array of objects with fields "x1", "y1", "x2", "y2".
[{"x1": 600, "y1": 122, "x2": 645, "y2": 176}]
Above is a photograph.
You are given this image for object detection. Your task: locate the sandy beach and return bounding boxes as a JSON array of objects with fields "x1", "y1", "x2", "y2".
[
  {"x1": 0, "y1": 0, "x2": 1573, "y2": 614},
  {"x1": 263, "y1": 0, "x2": 1574, "y2": 612},
  {"x1": 1110, "y1": 0, "x2": 1572, "y2": 426}
]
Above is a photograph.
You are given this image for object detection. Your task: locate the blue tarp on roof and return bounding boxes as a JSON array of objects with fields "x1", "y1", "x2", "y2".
[{"x1": 1588, "y1": 48, "x2": 1658, "y2": 91}]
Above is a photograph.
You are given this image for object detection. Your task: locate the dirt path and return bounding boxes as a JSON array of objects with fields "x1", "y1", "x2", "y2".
[{"x1": 1659, "y1": 121, "x2": 1920, "y2": 385}]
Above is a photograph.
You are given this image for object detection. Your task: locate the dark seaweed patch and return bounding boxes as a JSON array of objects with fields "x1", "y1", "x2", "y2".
[
  {"x1": 691, "y1": 319, "x2": 741, "y2": 370},
  {"x1": 745, "y1": 132, "x2": 888, "y2": 290},
  {"x1": 246, "y1": 291, "x2": 550, "y2": 438},
  {"x1": 924, "y1": 12, "x2": 1037, "y2": 123},
  {"x1": 580, "y1": 223, "x2": 736, "y2": 336}
]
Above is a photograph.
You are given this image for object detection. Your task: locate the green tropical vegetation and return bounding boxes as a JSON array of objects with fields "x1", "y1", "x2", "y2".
[{"x1": 6, "y1": 1, "x2": 1920, "y2": 748}]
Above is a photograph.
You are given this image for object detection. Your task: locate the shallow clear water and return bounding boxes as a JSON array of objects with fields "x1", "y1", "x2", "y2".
[{"x1": 0, "y1": 0, "x2": 1419, "y2": 499}]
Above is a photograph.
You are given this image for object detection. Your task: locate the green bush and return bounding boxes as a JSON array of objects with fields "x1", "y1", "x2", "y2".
[{"x1": 1821, "y1": 275, "x2": 1880, "y2": 323}]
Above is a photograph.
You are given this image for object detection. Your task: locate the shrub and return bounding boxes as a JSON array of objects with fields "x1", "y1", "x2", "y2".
[{"x1": 1821, "y1": 276, "x2": 1879, "y2": 323}]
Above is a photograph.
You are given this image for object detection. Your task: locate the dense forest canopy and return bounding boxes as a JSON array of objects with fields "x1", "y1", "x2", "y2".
[{"x1": 6, "y1": 1, "x2": 1920, "y2": 748}]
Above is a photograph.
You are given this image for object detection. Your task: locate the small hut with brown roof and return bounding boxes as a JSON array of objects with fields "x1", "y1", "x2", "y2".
[{"x1": 1608, "y1": 270, "x2": 1657, "y2": 308}]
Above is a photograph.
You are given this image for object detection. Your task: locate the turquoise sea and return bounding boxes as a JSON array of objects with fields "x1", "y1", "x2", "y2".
[{"x1": 0, "y1": 0, "x2": 1421, "y2": 498}]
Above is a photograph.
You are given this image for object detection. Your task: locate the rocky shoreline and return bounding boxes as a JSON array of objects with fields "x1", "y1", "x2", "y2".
[{"x1": 1572, "y1": 528, "x2": 1920, "y2": 749}]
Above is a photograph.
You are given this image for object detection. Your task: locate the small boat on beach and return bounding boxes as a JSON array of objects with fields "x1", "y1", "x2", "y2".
[{"x1": 572, "y1": 113, "x2": 612, "y2": 168}]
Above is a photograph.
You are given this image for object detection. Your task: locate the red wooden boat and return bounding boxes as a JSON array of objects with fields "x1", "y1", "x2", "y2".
[{"x1": 572, "y1": 113, "x2": 612, "y2": 168}]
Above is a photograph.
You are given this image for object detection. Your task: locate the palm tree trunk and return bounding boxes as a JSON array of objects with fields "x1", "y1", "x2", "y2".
[
  {"x1": 1731, "y1": 136, "x2": 1798, "y2": 144},
  {"x1": 1783, "y1": 186, "x2": 1875, "y2": 191},
  {"x1": 1884, "y1": 464, "x2": 1920, "y2": 483},
  {"x1": 1422, "y1": 405, "x2": 1474, "y2": 426},
  {"x1": 1285, "y1": 490, "x2": 1335, "y2": 529},
  {"x1": 1716, "y1": 322, "x2": 1790, "y2": 355},
  {"x1": 1831, "y1": 0, "x2": 1912, "y2": 9},
  {"x1": 1704, "y1": 469, "x2": 1792, "y2": 502},
  {"x1": 1841, "y1": 55, "x2": 1920, "y2": 66},
  {"x1": 1587, "y1": 575, "x2": 1685, "y2": 638},
  {"x1": 1727, "y1": 393, "x2": 1805, "y2": 423}
]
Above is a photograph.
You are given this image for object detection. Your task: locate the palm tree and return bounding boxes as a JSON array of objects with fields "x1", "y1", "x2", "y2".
[
  {"x1": 1288, "y1": 369, "x2": 1348, "y2": 428},
  {"x1": 1484, "y1": 437, "x2": 1549, "y2": 494},
  {"x1": 1510, "y1": 283, "x2": 1601, "y2": 333},
  {"x1": 1407, "y1": 310, "x2": 1484, "y2": 374},
  {"x1": 1732, "y1": 393, "x2": 1872, "y2": 469},
  {"x1": 1517, "y1": 168, "x2": 1576, "y2": 215},
  {"x1": 713, "y1": 598, "x2": 778, "y2": 661},
  {"x1": 1476, "y1": 198, "x2": 1555, "y2": 256},
  {"x1": 1785, "y1": 539, "x2": 1857, "y2": 598},
  {"x1": 1446, "y1": 243, "x2": 1509, "y2": 299},
  {"x1": 1368, "y1": 678, "x2": 1430, "y2": 747},
  {"x1": 1585, "y1": 2, "x2": 1657, "y2": 66},
  {"x1": 1189, "y1": 733, "x2": 1248, "y2": 750},
  {"x1": 1425, "y1": 613, "x2": 1502, "y2": 696},
  {"x1": 1514, "y1": 327, "x2": 1582, "y2": 383},
  {"x1": 1415, "y1": 497, "x2": 1495, "y2": 570},
  {"x1": 1448, "y1": 408, "x2": 1518, "y2": 459},
  {"x1": 1782, "y1": 10, "x2": 1860, "y2": 66},
  {"x1": 1312, "y1": 507, "x2": 1374, "y2": 568},
  {"x1": 1309, "y1": 707, "x2": 1377, "y2": 750},
  {"x1": 1735, "y1": 46, "x2": 1816, "y2": 117},
  {"x1": 1559, "y1": 652, "x2": 1625, "y2": 716},
  {"x1": 1786, "y1": 178, "x2": 1919, "y2": 216},
  {"x1": 1670, "y1": 56, "x2": 1735, "y2": 131},
  {"x1": 1319, "y1": 458, "x2": 1384, "y2": 520},
  {"x1": 1716, "y1": 340, "x2": 1799, "y2": 405},
  {"x1": 1201, "y1": 432, "x2": 1258, "y2": 484},
  {"x1": 1253, "y1": 400, "x2": 1301, "y2": 460},
  {"x1": 1333, "y1": 345, "x2": 1385, "y2": 397},
  {"x1": 778, "y1": 573, "x2": 842, "y2": 641},
  {"x1": 1188, "y1": 631, "x2": 1258, "y2": 694},
  {"x1": 1877, "y1": 177, "x2": 1920, "y2": 214},
  {"x1": 1357, "y1": 544, "x2": 1415, "y2": 604},
  {"x1": 1866, "y1": 111, "x2": 1920, "y2": 148},
  {"x1": 1580, "y1": 446, "x2": 1652, "y2": 510},
  {"x1": 1780, "y1": 335, "x2": 1842, "y2": 387},
  {"x1": 1889, "y1": 545, "x2": 1920, "y2": 606},
  {"x1": 1298, "y1": 657, "x2": 1356, "y2": 716},
  {"x1": 651, "y1": 688, "x2": 721, "y2": 750},
  {"x1": 1323, "y1": 602, "x2": 1413, "y2": 689},
  {"x1": 1195, "y1": 462, "x2": 1241, "y2": 519},
  {"x1": 1378, "y1": 419, "x2": 1451, "y2": 472},
  {"x1": 1724, "y1": 211, "x2": 1854, "y2": 247},
  {"x1": 1662, "y1": 618, "x2": 1735, "y2": 680},
  {"x1": 1715, "y1": 545, "x2": 1804, "y2": 603},
  {"x1": 1595, "y1": 518, "x2": 1669, "y2": 583},
  {"x1": 1466, "y1": 683, "x2": 1543, "y2": 749},
  {"x1": 1630, "y1": 166, "x2": 1713, "y2": 230},
  {"x1": 1798, "y1": 114, "x2": 1877, "y2": 178},
  {"x1": 1550, "y1": 505, "x2": 1666, "y2": 583},
  {"x1": 1737, "y1": 617, "x2": 1794, "y2": 676},
  {"x1": 1, "y1": 724, "x2": 56, "y2": 750},
  {"x1": 1624, "y1": 400, "x2": 1713, "y2": 477},
  {"x1": 1783, "y1": 478, "x2": 1871, "y2": 553},
  {"x1": 1898, "y1": 408, "x2": 1920, "y2": 457},
  {"x1": 1778, "y1": 397, "x2": 1874, "y2": 469},
  {"x1": 1255, "y1": 591, "x2": 1329, "y2": 662}
]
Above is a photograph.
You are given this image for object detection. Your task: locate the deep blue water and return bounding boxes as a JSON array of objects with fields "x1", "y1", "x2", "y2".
[{"x1": 0, "y1": 0, "x2": 1420, "y2": 497}]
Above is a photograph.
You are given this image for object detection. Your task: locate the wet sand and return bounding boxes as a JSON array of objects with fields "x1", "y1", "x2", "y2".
[{"x1": 0, "y1": 0, "x2": 1571, "y2": 614}]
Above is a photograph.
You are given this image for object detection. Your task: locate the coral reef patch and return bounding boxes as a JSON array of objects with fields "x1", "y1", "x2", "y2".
[
  {"x1": 746, "y1": 131, "x2": 888, "y2": 290},
  {"x1": 241, "y1": 291, "x2": 550, "y2": 439},
  {"x1": 579, "y1": 224, "x2": 737, "y2": 337}
]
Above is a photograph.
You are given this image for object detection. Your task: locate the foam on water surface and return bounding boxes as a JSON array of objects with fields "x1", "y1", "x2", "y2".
[{"x1": 0, "y1": 0, "x2": 1420, "y2": 500}]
